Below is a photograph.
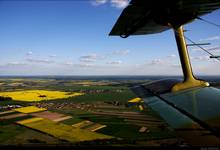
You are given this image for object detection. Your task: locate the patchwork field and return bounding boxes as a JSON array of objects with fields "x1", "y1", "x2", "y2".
[
  {"x1": 0, "y1": 105, "x2": 113, "y2": 144},
  {"x1": 0, "y1": 77, "x2": 188, "y2": 146},
  {"x1": 0, "y1": 90, "x2": 84, "y2": 102},
  {"x1": 17, "y1": 117, "x2": 114, "y2": 142}
]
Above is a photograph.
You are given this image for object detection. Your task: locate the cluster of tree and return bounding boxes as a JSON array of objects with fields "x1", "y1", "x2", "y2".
[
  {"x1": 38, "y1": 95, "x2": 47, "y2": 98},
  {"x1": 0, "y1": 96, "x2": 12, "y2": 101}
]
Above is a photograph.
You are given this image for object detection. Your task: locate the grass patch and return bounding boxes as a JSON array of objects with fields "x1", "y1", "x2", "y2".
[
  {"x1": 58, "y1": 90, "x2": 137, "y2": 104},
  {"x1": 0, "y1": 124, "x2": 62, "y2": 145},
  {"x1": 78, "y1": 114, "x2": 177, "y2": 141},
  {"x1": 0, "y1": 100, "x2": 26, "y2": 106},
  {"x1": 0, "y1": 124, "x2": 27, "y2": 143}
]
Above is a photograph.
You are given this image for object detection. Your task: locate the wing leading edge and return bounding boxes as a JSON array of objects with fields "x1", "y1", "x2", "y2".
[{"x1": 109, "y1": 0, "x2": 220, "y2": 37}]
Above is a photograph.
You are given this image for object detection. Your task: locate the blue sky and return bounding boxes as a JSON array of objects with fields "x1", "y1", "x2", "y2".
[{"x1": 0, "y1": 0, "x2": 220, "y2": 75}]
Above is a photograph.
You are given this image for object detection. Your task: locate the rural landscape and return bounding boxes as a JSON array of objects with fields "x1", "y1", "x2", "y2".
[
  {"x1": 0, "y1": 76, "x2": 219, "y2": 147},
  {"x1": 0, "y1": 76, "x2": 189, "y2": 147},
  {"x1": 0, "y1": 0, "x2": 220, "y2": 147}
]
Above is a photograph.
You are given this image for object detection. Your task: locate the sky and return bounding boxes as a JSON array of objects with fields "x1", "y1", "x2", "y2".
[{"x1": 0, "y1": 0, "x2": 220, "y2": 76}]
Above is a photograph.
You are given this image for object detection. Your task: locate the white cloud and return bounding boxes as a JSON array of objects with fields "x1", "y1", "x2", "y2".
[
  {"x1": 191, "y1": 61, "x2": 220, "y2": 75},
  {"x1": 74, "y1": 63, "x2": 94, "y2": 68},
  {"x1": 191, "y1": 56, "x2": 210, "y2": 61},
  {"x1": 64, "y1": 62, "x2": 92, "y2": 67},
  {"x1": 49, "y1": 54, "x2": 57, "y2": 58},
  {"x1": 91, "y1": 0, "x2": 107, "y2": 6},
  {"x1": 6, "y1": 61, "x2": 26, "y2": 66},
  {"x1": 167, "y1": 54, "x2": 176, "y2": 58},
  {"x1": 79, "y1": 54, "x2": 97, "y2": 62},
  {"x1": 171, "y1": 64, "x2": 181, "y2": 68},
  {"x1": 142, "y1": 54, "x2": 180, "y2": 73},
  {"x1": 79, "y1": 53, "x2": 105, "y2": 62},
  {"x1": 206, "y1": 46, "x2": 220, "y2": 52},
  {"x1": 2, "y1": 59, "x2": 219, "y2": 75},
  {"x1": 150, "y1": 59, "x2": 164, "y2": 65},
  {"x1": 26, "y1": 58, "x2": 54, "y2": 64},
  {"x1": 199, "y1": 36, "x2": 220, "y2": 41},
  {"x1": 189, "y1": 46, "x2": 220, "y2": 60},
  {"x1": 126, "y1": 62, "x2": 182, "y2": 75},
  {"x1": 63, "y1": 62, "x2": 74, "y2": 66},
  {"x1": 26, "y1": 51, "x2": 33, "y2": 56},
  {"x1": 112, "y1": 49, "x2": 130, "y2": 56},
  {"x1": 63, "y1": 61, "x2": 94, "y2": 68},
  {"x1": 107, "y1": 60, "x2": 122, "y2": 64},
  {"x1": 110, "y1": 0, "x2": 129, "y2": 8},
  {"x1": 147, "y1": 53, "x2": 179, "y2": 65},
  {"x1": 91, "y1": 0, "x2": 129, "y2": 9},
  {"x1": 190, "y1": 47, "x2": 205, "y2": 52}
]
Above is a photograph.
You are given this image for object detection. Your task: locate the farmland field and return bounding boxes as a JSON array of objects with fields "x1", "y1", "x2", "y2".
[
  {"x1": 14, "y1": 106, "x2": 46, "y2": 113},
  {"x1": 0, "y1": 90, "x2": 84, "y2": 102},
  {"x1": 0, "y1": 76, "x2": 189, "y2": 146},
  {"x1": 17, "y1": 117, "x2": 113, "y2": 142}
]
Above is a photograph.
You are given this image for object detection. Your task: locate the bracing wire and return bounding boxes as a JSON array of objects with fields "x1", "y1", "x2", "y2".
[
  {"x1": 184, "y1": 35, "x2": 220, "y2": 61},
  {"x1": 197, "y1": 17, "x2": 220, "y2": 29},
  {"x1": 194, "y1": 16, "x2": 220, "y2": 61},
  {"x1": 173, "y1": 29, "x2": 220, "y2": 61}
]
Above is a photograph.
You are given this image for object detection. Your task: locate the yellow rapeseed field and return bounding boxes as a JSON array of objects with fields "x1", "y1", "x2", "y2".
[
  {"x1": 0, "y1": 90, "x2": 84, "y2": 102},
  {"x1": 17, "y1": 117, "x2": 113, "y2": 142},
  {"x1": 14, "y1": 106, "x2": 46, "y2": 114},
  {"x1": 128, "y1": 97, "x2": 142, "y2": 103},
  {"x1": 17, "y1": 117, "x2": 44, "y2": 124}
]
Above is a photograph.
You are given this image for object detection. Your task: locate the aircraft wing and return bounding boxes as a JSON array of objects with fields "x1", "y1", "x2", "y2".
[
  {"x1": 109, "y1": 0, "x2": 220, "y2": 37},
  {"x1": 131, "y1": 79, "x2": 220, "y2": 146},
  {"x1": 109, "y1": 0, "x2": 220, "y2": 145}
]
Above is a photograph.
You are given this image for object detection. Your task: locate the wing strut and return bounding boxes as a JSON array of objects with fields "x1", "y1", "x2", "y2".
[{"x1": 171, "y1": 26, "x2": 209, "y2": 92}]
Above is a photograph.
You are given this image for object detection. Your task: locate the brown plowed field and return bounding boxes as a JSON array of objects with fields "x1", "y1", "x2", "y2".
[{"x1": 31, "y1": 111, "x2": 71, "y2": 121}]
